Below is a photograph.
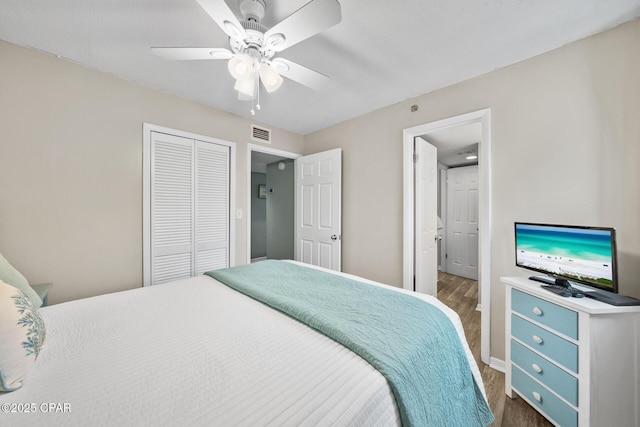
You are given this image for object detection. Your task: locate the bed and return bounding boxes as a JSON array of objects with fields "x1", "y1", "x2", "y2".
[{"x1": 0, "y1": 260, "x2": 493, "y2": 426}]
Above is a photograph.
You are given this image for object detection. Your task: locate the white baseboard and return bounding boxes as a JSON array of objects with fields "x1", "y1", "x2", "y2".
[
  {"x1": 475, "y1": 304, "x2": 481, "y2": 312},
  {"x1": 489, "y1": 357, "x2": 506, "y2": 373}
]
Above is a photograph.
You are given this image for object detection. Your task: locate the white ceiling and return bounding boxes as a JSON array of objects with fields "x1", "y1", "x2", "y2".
[{"x1": 1, "y1": 0, "x2": 638, "y2": 135}]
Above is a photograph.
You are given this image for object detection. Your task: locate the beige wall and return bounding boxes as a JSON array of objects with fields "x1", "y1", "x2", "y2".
[
  {"x1": 0, "y1": 40, "x2": 304, "y2": 304},
  {"x1": 304, "y1": 18, "x2": 640, "y2": 360}
]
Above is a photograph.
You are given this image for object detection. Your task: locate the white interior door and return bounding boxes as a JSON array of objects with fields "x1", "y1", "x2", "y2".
[
  {"x1": 414, "y1": 137, "x2": 438, "y2": 295},
  {"x1": 295, "y1": 148, "x2": 342, "y2": 271},
  {"x1": 446, "y1": 165, "x2": 479, "y2": 280}
]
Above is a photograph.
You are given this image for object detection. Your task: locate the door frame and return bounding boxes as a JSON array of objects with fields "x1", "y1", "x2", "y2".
[
  {"x1": 246, "y1": 143, "x2": 301, "y2": 264},
  {"x1": 402, "y1": 109, "x2": 492, "y2": 365}
]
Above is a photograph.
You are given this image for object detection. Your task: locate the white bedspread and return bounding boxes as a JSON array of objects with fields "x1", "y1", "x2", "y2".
[{"x1": 0, "y1": 263, "x2": 484, "y2": 426}]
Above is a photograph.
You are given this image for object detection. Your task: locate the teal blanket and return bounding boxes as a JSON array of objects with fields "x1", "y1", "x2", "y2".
[{"x1": 206, "y1": 261, "x2": 494, "y2": 426}]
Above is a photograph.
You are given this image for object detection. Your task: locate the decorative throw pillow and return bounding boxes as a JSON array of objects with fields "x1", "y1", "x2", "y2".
[
  {"x1": 0, "y1": 253, "x2": 42, "y2": 308},
  {"x1": 0, "y1": 280, "x2": 46, "y2": 392}
]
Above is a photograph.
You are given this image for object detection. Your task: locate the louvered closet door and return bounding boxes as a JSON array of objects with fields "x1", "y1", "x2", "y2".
[
  {"x1": 195, "y1": 140, "x2": 229, "y2": 274},
  {"x1": 150, "y1": 132, "x2": 230, "y2": 285},
  {"x1": 151, "y1": 132, "x2": 194, "y2": 284}
]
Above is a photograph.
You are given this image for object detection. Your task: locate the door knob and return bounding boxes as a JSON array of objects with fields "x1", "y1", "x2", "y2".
[{"x1": 331, "y1": 235, "x2": 338, "y2": 241}]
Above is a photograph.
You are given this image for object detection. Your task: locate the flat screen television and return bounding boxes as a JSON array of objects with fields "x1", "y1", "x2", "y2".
[{"x1": 514, "y1": 222, "x2": 618, "y2": 293}]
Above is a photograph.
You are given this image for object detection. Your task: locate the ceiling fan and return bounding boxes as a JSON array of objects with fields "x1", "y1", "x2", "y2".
[{"x1": 152, "y1": 0, "x2": 342, "y2": 114}]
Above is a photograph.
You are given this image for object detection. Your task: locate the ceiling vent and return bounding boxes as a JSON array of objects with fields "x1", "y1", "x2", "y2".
[{"x1": 251, "y1": 125, "x2": 271, "y2": 144}]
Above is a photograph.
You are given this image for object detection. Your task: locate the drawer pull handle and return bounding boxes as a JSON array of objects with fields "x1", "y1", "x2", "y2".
[
  {"x1": 532, "y1": 391, "x2": 542, "y2": 403},
  {"x1": 533, "y1": 335, "x2": 543, "y2": 344},
  {"x1": 532, "y1": 363, "x2": 543, "y2": 373},
  {"x1": 532, "y1": 306, "x2": 543, "y2": 316}
]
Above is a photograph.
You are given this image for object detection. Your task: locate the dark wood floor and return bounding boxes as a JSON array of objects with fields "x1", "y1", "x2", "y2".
[{"x1": 437, "y1": 272, "x2": 553, "y2": 427}]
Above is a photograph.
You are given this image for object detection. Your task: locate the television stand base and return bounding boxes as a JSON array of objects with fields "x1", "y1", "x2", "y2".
[{"x1": 528, "y1": 275, "x2": 571, "y2": 287}]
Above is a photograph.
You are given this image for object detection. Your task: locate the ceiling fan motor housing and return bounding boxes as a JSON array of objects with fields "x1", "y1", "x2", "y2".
[
  {"x1": 230, "y1": 23, "x2": 276, "y2": 60},
  {"x1": 239, "y1": 0, "x2": 266, "y2": 22}
]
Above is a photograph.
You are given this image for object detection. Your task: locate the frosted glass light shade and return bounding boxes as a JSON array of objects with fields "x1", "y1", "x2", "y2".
[
  {"x1": 234, "y1": 72, "x2": 256, "y2": 96},
  {"x1": 228, "y1": 54, "x2": 253, "y2": 80},
  {"x1": 259, "y1": 64, "x2": 283, "y2": 93}
]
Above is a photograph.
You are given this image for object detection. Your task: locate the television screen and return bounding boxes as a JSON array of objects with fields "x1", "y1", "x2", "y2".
[{"x1": 515, "y1": 222, "x2": 618, "y2": 293}]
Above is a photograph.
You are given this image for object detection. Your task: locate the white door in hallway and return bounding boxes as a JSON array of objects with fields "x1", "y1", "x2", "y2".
[
  {"x1": 446, "y1": 165, "x2": 478, "y2": 280},
  {"x1": 414, "y1": 137, "x2": 438, "y2": 296},
  {"x1": 295, "y1": 149, "x2": 342, "y2": 271}
]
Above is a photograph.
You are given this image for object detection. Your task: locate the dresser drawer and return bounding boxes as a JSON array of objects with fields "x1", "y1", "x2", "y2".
[
  {"x1": 511, "y1": 340, "x2": 578, "y2": 405},
  {"x1": 511, "y1": 314, "x2": 578, "y2": 373},
  {"x1": 512, "y1": 289, "x2": 578, "y2": 339},
  {"x1": 512, "y1": 365, "x2": 578, "y2": 427}
]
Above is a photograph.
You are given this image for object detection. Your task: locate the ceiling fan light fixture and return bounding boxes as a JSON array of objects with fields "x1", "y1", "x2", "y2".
[
  {"x1": 234, "y1": 71, "x2": 256, "y2": 96},
  {"x1": 259, "y1": 64, "x2": 283, "y2": 93},
  {"x1": 228, "y1": 53, "x2": 254, "y2": 80},
  {"x1": 154, "y1": 0, "x2": 342, "y2": 115}
]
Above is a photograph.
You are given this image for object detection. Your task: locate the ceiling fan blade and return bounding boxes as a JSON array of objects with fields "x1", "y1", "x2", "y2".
[
  {"x1": 270, "y1": 58, "x2": 330, "y2": 91},
  {"x1": 151, "y1": 47, "x2": 233, "y2": 60},
  {"x1": 264, "y1": 0, "x2": 341, "y2": 52},
  {"x1": 196, "y1": 0, "x2": 247, "y2": 40}
]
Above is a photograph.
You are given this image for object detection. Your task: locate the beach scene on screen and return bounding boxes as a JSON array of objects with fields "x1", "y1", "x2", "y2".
[{"x1": 516, "y1": 224, "x2": 613, "y2": 286}]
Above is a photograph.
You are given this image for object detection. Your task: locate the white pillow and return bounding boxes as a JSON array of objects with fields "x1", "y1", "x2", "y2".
[
  {"x1": 0, "y1": 280, "x2": 46, "y2": 391},
  {"x1": 0, "y1": 253, "x2": 42, "y2": 308}
]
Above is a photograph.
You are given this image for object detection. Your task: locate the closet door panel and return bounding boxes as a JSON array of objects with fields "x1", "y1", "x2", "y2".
[
  {"x1": 151, "y1": 132, "x2": 194, "y2": 284},
  {"x1": 195, "y1": 140, "x2": 230, "y2": 274}
]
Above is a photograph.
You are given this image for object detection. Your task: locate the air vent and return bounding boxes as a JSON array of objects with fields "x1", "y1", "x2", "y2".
[{"x1": 251, "y1": 125, "x2": 271, "y2": 143}]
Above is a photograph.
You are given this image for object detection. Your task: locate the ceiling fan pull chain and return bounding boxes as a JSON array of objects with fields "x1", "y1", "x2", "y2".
[
  {"x1": 250, "y1": 72, "x2": 259, "y2": 115},
  {"x1": 256, "y1": 72, "x2": 261, "y2": 111}
]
